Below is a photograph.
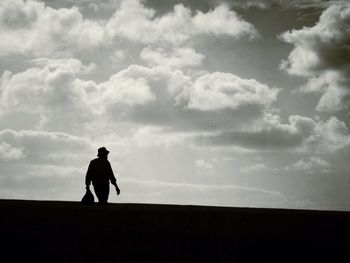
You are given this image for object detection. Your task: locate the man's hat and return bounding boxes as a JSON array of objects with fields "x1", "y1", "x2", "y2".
[{"x1": 97, "y1": 147, "x2": 110, "y2": 156}]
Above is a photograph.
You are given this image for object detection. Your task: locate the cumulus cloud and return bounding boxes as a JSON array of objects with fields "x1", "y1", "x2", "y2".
[
  {"x1": 0, "y1": 59, "x2": 156, "y2": 130},
  {"x1": 280, "y1": 3, "x2": 350, "y2": 111},
  {"x1": 0, "y1": 0, "x2": 106, "y2": 56},
  {"x1": 130, "y1": 126, "x2": 188, "y2": 147},
  {"x1": 0, "y1": 129, "x2": 93, "y2": 164},
  {"x1": 106, "y1": 0, "x2": 257, "y2": 46},
  {"x1": 187, "y1": 72, "x2": 279, "y2": 111},
  {"x1": 91, "y1": 0, "x2": 336, "y2": 11},
  {"x1": 288, "y1": 156, "x2": 330, "y2": 173},
  {"x1": 0, "y1": 142, "x2": 24, "y2": 161},
  {"x1": 195, "y1": 159, "x2": 215, "y2": 176},
  {"x1": 3, "y1": 56, "x2": 347, "y2": 155},
  {"x1": 231, "y1": 0, "x2": 337, "y2": 9},
  {"x1": 0, "y1": 58, "x2": 97, "y2": 129},
  {"x1": 240, "y1": 163, "x2": 268, "y2": 174},
  {"x1": 0, "y1": 0, "x2": 257, "y2": 73},
  {"x1": 0, "y1": 128, "x2": 96, "y2": 199},
  {"x1": 0, "y1": 162, "x2": 85, "y2": 201},
  {"x1": 195, "y1": 114, "x2": 350, "y2": 152},
  {"x1": 192, "y1": 3, "x2": 257, "y2": 37},
  {"x1": 1, "y1": 58, "x2": 277, "y2": 134},
  {"x1": 99, "y1": 72, "x2": 156, "y2": 106},
  {"x1": 0, "y1": 127, "x2": 161, "y2": 200},
  {"x1": 102, "y1": 65, "x2": 280, "y2": 134},
  {"x1": 140, "y1": 47, "x2": 205, "y2": 69},
  {"x1": 195, "y1": 114, "x2": 315, "y2": 149},
  {"x1": 0, "y1": 0, "x2": 349, "y2": 211},
  {"x1": 306, "y1": 116, "x2": 350, "y2": 153},
  {"x1": 0, "y1": 0, "x2": 257, "y2": 55},
  {"x1": 111, "y1": 49, "x2": 126, "y2": 62}
]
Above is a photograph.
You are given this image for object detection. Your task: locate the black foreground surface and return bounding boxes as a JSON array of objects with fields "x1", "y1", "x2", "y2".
[{"x1": 0, "y1": 200, "x2": 349, "y2": 262}]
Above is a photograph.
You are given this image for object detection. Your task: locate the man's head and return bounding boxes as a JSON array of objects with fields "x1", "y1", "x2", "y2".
[{"x1": 97, "y1": 147, "x2": 110, "y2": 158}]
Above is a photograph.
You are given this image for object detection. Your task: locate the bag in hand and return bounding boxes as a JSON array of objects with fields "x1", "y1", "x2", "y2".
[{"x1": 81, "y1": 188, "x2": 95, "y2": 205}]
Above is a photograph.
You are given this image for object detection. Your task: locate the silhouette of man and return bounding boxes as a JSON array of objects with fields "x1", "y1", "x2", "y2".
[{"x1": 85, "y1": 147, "x2": 120, "y2": 204}]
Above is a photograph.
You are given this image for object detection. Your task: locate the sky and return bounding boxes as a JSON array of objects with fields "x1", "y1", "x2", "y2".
[{"x1": 0, "y1": 0, "x2": 350, "y2": 211}]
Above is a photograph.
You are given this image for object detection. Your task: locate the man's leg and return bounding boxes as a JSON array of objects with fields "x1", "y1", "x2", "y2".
[{"x1": 93, "y1": 184, "x2": 110, "y2": 204}]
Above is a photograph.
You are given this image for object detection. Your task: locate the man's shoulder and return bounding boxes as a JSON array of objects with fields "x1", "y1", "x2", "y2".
[
  {"x1": 90, "y1": 158, "x2": 109, "y2": 164},
  {"x1": 90, "y1": 158, "x2": 99, "y2": 164}
]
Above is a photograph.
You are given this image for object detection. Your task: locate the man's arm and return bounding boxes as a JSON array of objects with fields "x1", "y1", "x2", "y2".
[
  {"x1": 108, "y1": 162, "x2": 120, "y2": 195},
  {"x1": 85, "y1": 162, "x2": 93, "y2": 188}
]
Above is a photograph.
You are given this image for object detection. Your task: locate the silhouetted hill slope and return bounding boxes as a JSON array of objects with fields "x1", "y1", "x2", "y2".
[{"x1": 0, "y1": 200, "x2": 349, "y2": 262}]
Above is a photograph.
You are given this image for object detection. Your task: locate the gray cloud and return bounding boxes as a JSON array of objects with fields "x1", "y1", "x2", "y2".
[
  {"x1": 0, "y1": 162, "x2": 84, "y2": 201},
  {"x1": 1, "y1": 0, "x2": 349, "y2": 211},
  {"x1": 105, "y1": 65, "x2": 278, "y2": 132},
  {"x1": 194, "y1": 159, "x2": 215, "y2": 176},
  {"x1": 0, "y1": 129, "x2": 95, "y2": 200},
  {"x1": 280, "y1": 3, "x2": 350, "y2": 111},
  {"x1": 0, "y1": 129, "x2": 93, "y2": 165},
  {"x1": 286, "y1": 156, "x2": 330, "y2": 173},
  {"x1": 240, "y1": 163, "x2": 269, "y2": 174},
  {"x1": 0, "y1": 141, "x2": 24, "y2": 161},
  {"x1": 229, "y1": 0, "x2": 341, "y2": 9},
  {"x1": 196, "y1": 127, "x2": 305, "y2": 150},
  {"x1": 195, "y1": 114, "x2": 350, "y2": 152},
  {"x1": 0, "y1": 58, "x2": 280, "y2": 151}
]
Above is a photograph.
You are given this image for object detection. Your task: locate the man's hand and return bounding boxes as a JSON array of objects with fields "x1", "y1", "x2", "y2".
[{"x1": 116, "y1": 186, "x2": 121, "y2": 195}]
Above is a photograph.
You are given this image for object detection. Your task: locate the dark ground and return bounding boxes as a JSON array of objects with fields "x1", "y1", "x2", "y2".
[{"x1": 0, "y1": 200, "x2": 349, "y2": 262}]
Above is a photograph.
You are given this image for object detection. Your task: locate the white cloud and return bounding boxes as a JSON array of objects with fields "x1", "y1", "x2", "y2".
[
  {"x1": 1, "y1": 0, "x2": 350, "y2": 211},
  {"x1": 0, "y1": 0, "x2": 257, "y2": 70},
  {"x1": 195, "y1": 159, "x2": 215, "y2": 176},
  {"x1": 0, "y1": 0, "x2": 107, "y2": 57},
  {"x1": 240, "y1": 163, "x2": 267, "y2": 174},
  {"x1": 0, "y1": 142, "x2": 24, "y2": 161},
  {"x1": 99, "y1": 72, "x2": 156, "y2": 106},
  {"x1": 111, "y1": 49, "x2": 126, "y2": 62},
  {"x1": 2, "y1": 60, "x2": 276, "y2": 134},
  {"x1": 131, "y1": 126, "x2": 188, "y2": 147},
  {"x1": 103, "y1": 65, "x2": 278, "y2": 134},
  {"x1": 0, "y1": 58, "x2": 97, "y2": 128},
  {"x1": 193, "y1": 3, "x2": 257, "y2": 37},
  {"x1": 140, "y1": 47, "x2": 205, "y2": 69},
  {"x1": 109, "y1": 64, "x2": 192, "y2": 97},
  {"x1": 26, "y1": 164, "x2": 82, "y2": 178},
  {"x1": 286, "y1": 156, "x2": 330, "y2": 174},
  {"x1": 187, "y1": 72, "x2": 279, "y2": 111},
  {"x1": 0, "y1": 59, "x2": 157, "y2": 129},
  {"x1": 306, "y1": 116, "x2": 350, "y2": 153},
  {"x1": 280, "y1": 3, "x2": 350, "y2": 111},
  {"x1": 3, "y1": 57, "x2": 348, "y2": 155},
  {"x1": 106, "y1": 0, "x2": 257, "y2": 46}
]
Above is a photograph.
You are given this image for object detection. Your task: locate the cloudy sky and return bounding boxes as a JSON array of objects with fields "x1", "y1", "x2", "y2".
[{"x1": 0, "y1": 0, "x2": 350, "y2": 210}]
